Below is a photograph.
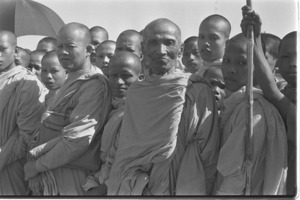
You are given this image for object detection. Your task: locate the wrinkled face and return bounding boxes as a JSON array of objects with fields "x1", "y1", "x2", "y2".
[
  {"x1": 221, "y1": 40, "x2": 248, "y2": 93},
  {"x1": 37, "y1": 42, "x2": 56, "y2": 52},
  {"x1": 277, "y1": 36, "x2": 297, "y2": 87},
  {"x1": 30, "y1": 53, "x2": 44, "y2": 81},
  {"x1": 41, "y1": 57, "x2": 66, "y2": 90},
  {"x1": 109, "y1": 61, "x2": 140, "y2": 98},
  {"x1": 115, "y1": 36, "x2": 142, "y2": 57},
  {"x1": 182, "y1": 40, "x2": 202, "y2": 73},
  {"x1": 95, "y1": 43, "x2": 115, "y2": 77},
  {"x1": 57, "y1": 29, "x2": 89, "y2": 72},
  {"x1": 204, "y1": 68, "x2": 225, "y2": 109},
  {"x1": 198, "y1": 21, "x2": 228, "y2": 62},
  {"x1": 0, "y1": 35, "x2": 15, "y2": 72},
  {"x1": 143, "y1": 24, "x2": 181, "y2": 75}
]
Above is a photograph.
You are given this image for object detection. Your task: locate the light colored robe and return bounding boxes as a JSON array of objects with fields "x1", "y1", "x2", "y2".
[
  {"x1": 0, "y1": 66, "x2": 45, "y2": 195},
  {"x1": 214, "y1": 87, "x2": 288, "y2": 195},
  {"x1": 28, "y1": 69, "x2": 111, "y2": 195}
]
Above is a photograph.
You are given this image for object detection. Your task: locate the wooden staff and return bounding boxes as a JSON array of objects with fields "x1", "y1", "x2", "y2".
[{"x1": 245, "y1": 0, "x2": 254, "y2": 195}]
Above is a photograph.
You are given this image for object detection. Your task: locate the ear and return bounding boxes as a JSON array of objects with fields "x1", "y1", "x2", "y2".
[
  {"x1": 138, "y1": 73, "x2": 144, "y2": 81},
  {"x1": 86, "y1": 44, "x2": 94, "y2": 56},
  {"x1": 178, "y1": 43, "x2": 183, "y2": 58},
  {"x1": 14, "y1": 46, "x2": 20, "y2": 55}
]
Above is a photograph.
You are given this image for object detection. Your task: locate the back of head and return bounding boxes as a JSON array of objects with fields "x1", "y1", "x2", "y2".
[
  {"x1": 30, "y1": 49, "x2": 47, "y2": 58},
  {"x1": 36, "y1": 37, "x2": 57, "y2": 52},
  {"x1": 201, "y1": 14, "x2": 231, "y2": 39},
  {"x1": 261, "y1": 33, "x2": 281, "y2": 59},
  {"x1": 117, "y1": 30, "x2": 143, "y2": 44},
  {"x1": 184, "y1": 36, "x2": 198, "y2": 45},
  {"x1": 15, "y1": 47, "x2": 30, "y2": 68}
]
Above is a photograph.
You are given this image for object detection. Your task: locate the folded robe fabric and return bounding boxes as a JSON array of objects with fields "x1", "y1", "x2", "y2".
[
  {"x1": 28, "y1": 69, "x2": 111, "y2": 195},
  {"x1": 106, "y1": 71, "x2": 191, "y2": 195},
  {"x1": 0, "y1": 66, "x2": 45, "y2": 195},
  {"x1": 215, "y1": 87, "x2": 287, "y2": 195}
]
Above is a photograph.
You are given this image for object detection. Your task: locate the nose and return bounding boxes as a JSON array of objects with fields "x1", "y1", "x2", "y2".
[
  {"x1": 45, "y1": 72, "x2": 52, "y2": 79},
  {"x1": 103, "y1": 56, "x2": 109, "y2": 63},
  {"x1": 188, "y1": 54, "x2": 195, "y2": 61},
  {"x1": 225, "y1": 66, "x2": 237, "y2": 75},
  {"x1": 156, "y1": 43, "x2": 167, "y2": 55},
  {"x1": 116, "y1": 77, "x2": 125, "y2": 85},
  {"x1": 213, "y1": 86, "x2": 220, "y2": 95}
]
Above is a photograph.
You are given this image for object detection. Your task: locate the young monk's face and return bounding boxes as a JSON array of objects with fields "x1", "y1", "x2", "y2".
[
  {"x1": 276, "y1": 35, "x2": 297, "y2": 87},
  {"x1": 0, "y1": 34, "x2": 15, "y2": 72},
  {"x1": 30, "y1": 53, "x2": 44, "y2": 81},
  {"x1": 115, "y1": 36, "x2": 142, "y2": 58},
  {"x1": 41, "y1": 56, "x2": 66, "y2": 90},
  {"x1": 221, "y1": 40, "x2": 248, "y2": 93},
  {"x1": 109, "y1": 58, "x2": 140, "y2": 98},
  {"x1": 57, "y1": 28, "x2": 90, "y2": 72},
  {"x1": 204, "y1": 68, "x2": 225, "y2": 110},
  {"x1": 182, "y1": 40, "x2": 202, "y2": 73},
  {"x1": 143, "y1": 23, "x2": 181, "y2": 75},
  {"x1": 95, "y1": 43, "x2": 116, "y2": 77},
  {"x1": 198, "y1": 20, "x2": 228, "y2": 62}
]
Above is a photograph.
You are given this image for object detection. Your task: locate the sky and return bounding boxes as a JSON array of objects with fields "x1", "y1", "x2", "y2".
[{"x1": 17, "y1": 0, "x2": 299, "y2": 50}]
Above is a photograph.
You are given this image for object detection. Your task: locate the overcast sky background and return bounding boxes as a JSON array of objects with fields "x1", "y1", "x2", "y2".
[{"x1": 17, "y1": 0, "x2": 299, "y2": 50}]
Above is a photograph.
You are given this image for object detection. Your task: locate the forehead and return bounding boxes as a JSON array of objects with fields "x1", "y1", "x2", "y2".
[
  {"x1": 58, "y1": 28, "x2": 86, "y2": 44},
  {"x1": 145, "y1": 23, "x2": 180, "y2": 41},
  {"x1": 42, "y1": 56, "x2": 60, "y2": 67},
  {"x1": 280, "y1": 36, "x2": 297, "y2": 52},
  {"x1": 110, "y1": 58, "x2": 139, "y2": 73},
  {"x1": 117, "y1": 35, "x2": 140, "y2": 45},
  {"x1": 184, "y1": 40, "x2": 198, "y2": 48},
  {"x1": 199, "y1": 20, "x2": 227, "y2": 34},
  {"x1": 224, "y1": 40, "x2": 247, "y2": 55},
  {"x1": 0, "y1": 34, "x2": 15, "y2": 46},
  {"x1": 96, "y1": 44, "x2": 115, "y2": 53}
]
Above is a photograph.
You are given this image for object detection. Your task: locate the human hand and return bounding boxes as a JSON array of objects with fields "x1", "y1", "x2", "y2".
[
  {"x1": 28, "y1": 175, "x2": 43, "y2": 195},
  {"x1": 24, "y1": 160, "x2": 39, "y2": 181},
  {"x1": 240, "y1": 5, "x2": 262, "y2": 38}
]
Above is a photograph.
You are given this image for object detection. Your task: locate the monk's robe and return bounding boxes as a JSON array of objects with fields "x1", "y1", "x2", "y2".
[
  {"x1": 82, "y1": 98, "x2": 125, "y2": 193},
  {"x1": 196, "y1": 58, "x2": 222, "y2": 76},
  {"x1": 106, "y1": 71, "x2": 219, "y2": 195},
  {"x1": 281, "y1": 85, "x2": 296, "y2": 104},
  {"x1": 170, "y1": 74, "x2": 219, "y2": 195},
  {"x1": 214, "y1": 87, "x2": 287, "y2": 195},
  {"x1": 0, "y1": 66, "x2": 45, "y2": 195},
  {"x1": 45, "y1": 89, "x2": 58, "y2": 110},
  {"x1": 28, "y1": 69, "x2": 111, "y2": 195}
]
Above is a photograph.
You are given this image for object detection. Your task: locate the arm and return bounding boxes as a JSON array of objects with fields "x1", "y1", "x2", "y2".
[{"x1": 241, "y1": 6, "x2": 291, "y2": 121}]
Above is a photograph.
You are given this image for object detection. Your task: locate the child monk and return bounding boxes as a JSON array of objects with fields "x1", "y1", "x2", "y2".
[
  {"x1": 115, "y1": 29, "x2": 143, "y2": 58},
  {"x1": 90, "y1": 26, "x2": 109, "y2": 65},
  {"x1": 29, "y1": 50, "x2": 46, "y2": 81},
  {"x1": 40, "y1": 50, "x2": 67, "y2": 109},
  {"x1": 241, "y1": 6, "x2": 297, "y2": 195},
  {"x1": 36, "y1": 37, "x2": 57, "y2": 52},
  {"x1": 203, "y1": 66, "x2": 225, "y2": 111},
  {"x1": 214, "y1": 33, "x2": 287, "y2": 195},
  {"x1": 197, "y1": 14, "x2": 231, "y2": 76},
  {"x1": 82, "y1": 51, "x2": 142, "y2": 195},
  {"x1": 95, "y1": 40, "x2": 116, "y2": 77},
  {"x1": 182, "y1": 36, "x2": 203, "y2": 73},
  {"x1": 15, "y1": 46, "x2": 30, "y2": 69}
]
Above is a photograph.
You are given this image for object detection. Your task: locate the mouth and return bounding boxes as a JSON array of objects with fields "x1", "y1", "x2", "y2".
[{"x1": 201, "y1": 48, "x2": 211, "y2": 55}]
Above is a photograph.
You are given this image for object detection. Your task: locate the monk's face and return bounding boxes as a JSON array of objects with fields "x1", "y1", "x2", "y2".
[
  {"x1": 143, "y1": 21, "x2": 181, "y2": 75},
  {"x1": 57, "y1": 27, "x2": 90, "y2": 72},
  {"x1": 221, "y1": 39, "x2": 248, "y2": 93},
  {"x1": 182, "y1": 39, "x2": 202, "y2": 73},
  {"x1": 277, "y1": 34, "x2": 297, "y2": 87},
  {"x1": 0, "y1": 33, "x2": 16, "y2": 72},
  {"x1": 109, "y1": 55, "x2": 140, "y2": 98},
  {"x1": 95, "y1": 42, "x2": 116, "y2": 77},
  {"x1": 30, "y1": 52, "x2": 44, "y2": 81}
]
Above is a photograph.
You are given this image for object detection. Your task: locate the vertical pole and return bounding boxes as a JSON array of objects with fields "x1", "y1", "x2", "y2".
[{"x1": 245, "y1": 0, "x2": 254, "y2": 196}]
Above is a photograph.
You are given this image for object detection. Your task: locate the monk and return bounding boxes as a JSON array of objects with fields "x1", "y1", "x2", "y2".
[
  {"x1": 24, "y1": 22, "x2": 112, "y2": 195},
  {"x1": 0, "y1": 31, "x2": 45, "y2": 195},
  {"x1": 106, "y1": 18, "x2": 219, "y2": 196}
]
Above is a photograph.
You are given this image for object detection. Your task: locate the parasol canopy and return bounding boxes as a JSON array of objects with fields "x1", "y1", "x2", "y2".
[{"x1": 0, "y1": 0, "x2": 65, "y2": 38}]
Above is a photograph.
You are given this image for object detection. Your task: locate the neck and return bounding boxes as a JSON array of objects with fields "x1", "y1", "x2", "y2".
[{"x1": 68, "y1": 59, "x2": 92, "y2": 73}]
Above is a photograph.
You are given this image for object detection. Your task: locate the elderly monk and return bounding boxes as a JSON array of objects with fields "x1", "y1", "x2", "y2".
[
  {"x1": 0, "y1": 31, "x2": 45, "y2": 195},
  {"x1": 106, "y1": 18, "x2": 219, "y2": 195},
  {"x1": 24, "y1": 22, "x2": 112, "y2": 195}
]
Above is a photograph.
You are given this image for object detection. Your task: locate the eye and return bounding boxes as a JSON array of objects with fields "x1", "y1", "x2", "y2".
[
  {"x1": 280, "y1": 55, "x2": 289, "y2": 58},
  {"x1": 165, "y1": 39, "x2": 176, "y2": 46},
  {"x1": 239, "y1": 60, "x2": 247, "y2": 65},
  {"x1": 198, "y1": 35, "x2": 205, "y2": 40},
  {"x1": 209, "y1": 34, "x2": 219, "y2": 41},
  {"x1": 223, "y1": 58, "x2": 230, "y2": 64}
]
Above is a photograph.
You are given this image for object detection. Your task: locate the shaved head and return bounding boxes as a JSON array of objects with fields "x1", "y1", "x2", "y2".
[
  {"x1": 143, "y1": 18, "x2": 181, "y2": 44},
  {"x1": 0, "y1": 31, "x2": 17, "y2": 71},
  {"x1": 58, "y1": 22, "x2": 91, "y2": 45},
  {"x1": 200, "y1": 14, "x2": 231, "y2": 39},
  {"x1": 109, "y1": 51, "x2": 141, "y2": 75},
  {"x1": 116, "y1": 29, "x2": 143, "y2": 57},
  {"x1": 90, "y1": 26, "x2": 109, "y2": 45},
  {"x1": 0, "y1": 31, "x2": 17, "y2": 46},
  {"x1": 36, "y1": 37, "x2": 57, "y2": 52}
]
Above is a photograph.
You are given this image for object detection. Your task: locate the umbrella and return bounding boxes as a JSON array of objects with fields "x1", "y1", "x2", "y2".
[{"x1": 0, "y1": 0, "x2": 65, "y2": 38}]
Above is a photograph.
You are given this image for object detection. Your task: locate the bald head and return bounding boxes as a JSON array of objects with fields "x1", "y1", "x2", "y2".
[
  {"x1": 58, "y1": 22, "x2": 91, "y2": 45},
  {"x1": 90, "y1": 26, "x2": 109, "y2": 46},
  {"x1": 144, "y1": 18, "x2": 181, "y2": 44},
  {"x1": 0, "y1": 31, "x2": 17, "y2": 46},
  {"x1": 36, "y1": 37, "x2": 57, "y2": 52},
  {"x1": 200, "y1": 14, "x2": 231, "y2": 39},
  {"x1": 42, "y1": 50, "x2": 59, "y2": 64},
  {"x1": 109, "y1": 51, "x2": 141, "y2": 74},
  {"x1": 116, "y1": 29, "x2": 143, "y2": 57}
]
